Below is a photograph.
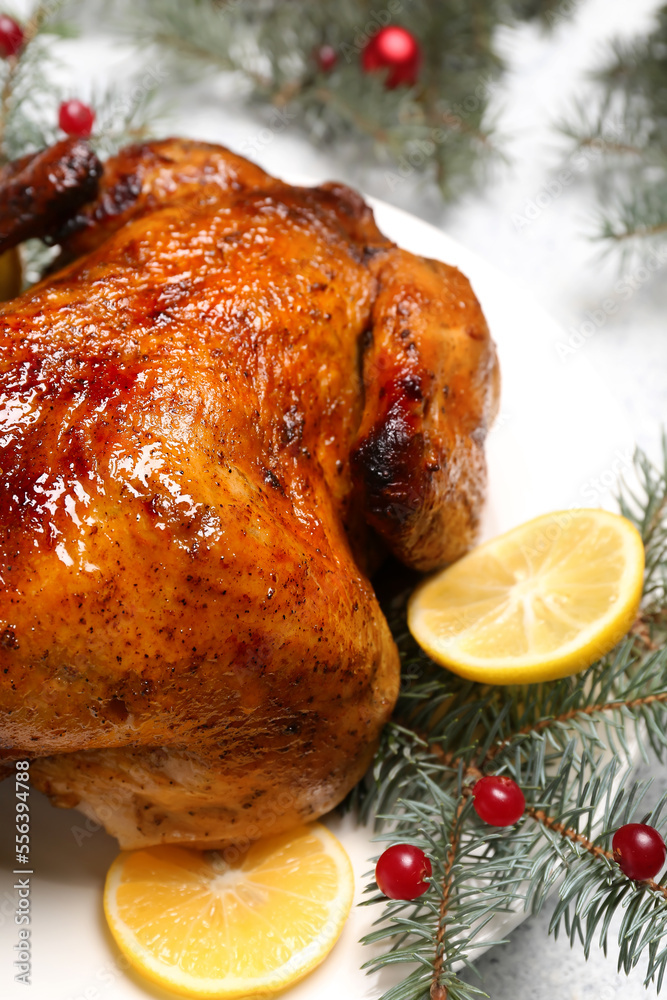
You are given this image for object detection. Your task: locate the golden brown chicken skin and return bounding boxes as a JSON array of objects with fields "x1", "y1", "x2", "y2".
[
  {"x1": 0, "y1": 139, "x2": 498, "y2": 848},
  {"x1": 0, "y1": 138, "x2": 101, "y2": 250}
]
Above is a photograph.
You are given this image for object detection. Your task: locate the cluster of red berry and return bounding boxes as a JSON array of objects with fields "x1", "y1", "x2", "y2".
[
  {"x1": 375, "y1": 775, "x2": 667, "y2": 900},
  {"x1": 0, "y1": 15, "x2": 95, "y2": 139},
  {"x1": 317, "y1": 25, "x2": 422, "y2": 90}
]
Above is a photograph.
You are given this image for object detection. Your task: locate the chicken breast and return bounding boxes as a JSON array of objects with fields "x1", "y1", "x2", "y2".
[{"x1": 0, "y1": 139, "x2": 498, "y2": 848}]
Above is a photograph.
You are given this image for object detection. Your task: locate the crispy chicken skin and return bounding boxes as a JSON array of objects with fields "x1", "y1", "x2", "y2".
[
  {"x1": 0, "y1": 138, "x2": 102, "y2": 250},
  {"x1": 0, "y1": 139, "x2": 498, "y2": 848}
]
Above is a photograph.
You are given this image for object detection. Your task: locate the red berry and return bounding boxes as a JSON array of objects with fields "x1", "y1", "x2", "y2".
[
  {"x1": 361, "y1": 26, "x2": 422, "y2": 89},
  {"x1": 612, "y1": 823, "x2": 666, "y2": 881},
  {"x1": 375, "y1": 843, "x2": 432, "y2": 900},
  {"x1": 473, "y1": 775, "x2": 525, "y2": 827},
  {"x1": 0, "y1": 15, "x2": 23, "y2": 58},
  {"x1": 58, "y1": 99, "x2": 95, "y2": 139},
  {"x1": 316, "y1": 44, "x2": 337, "y2": 73}
]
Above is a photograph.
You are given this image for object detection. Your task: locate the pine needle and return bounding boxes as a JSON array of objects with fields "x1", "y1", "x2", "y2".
[{"x1": 358, "y1": 444, "x2": 667, "y2": 999}]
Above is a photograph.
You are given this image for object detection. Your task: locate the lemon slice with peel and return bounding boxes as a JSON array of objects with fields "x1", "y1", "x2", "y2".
[
  {"x1": 408, "y1": 509, "x2": 644, "y2": 685},
  {"x1": 104, "y1": 823, "x2": 353, "y2": 999}
]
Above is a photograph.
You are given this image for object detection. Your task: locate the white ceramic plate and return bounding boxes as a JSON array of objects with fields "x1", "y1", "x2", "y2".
[{"x1": 0, "y1": 193, "x2": 635, "y2": 1000}]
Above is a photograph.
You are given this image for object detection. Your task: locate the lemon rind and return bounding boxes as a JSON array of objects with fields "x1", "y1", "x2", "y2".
[
  {"x1": 408, "y1": 510, "x2": 645, "y2": 686},
  {"x1": 103, "y1": 823, "x2": 354, "y2": 999}
]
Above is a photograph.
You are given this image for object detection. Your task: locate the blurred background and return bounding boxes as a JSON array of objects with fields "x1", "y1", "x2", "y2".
[{"x1": 2, "y1": 0, "x2": 667, "y2": 996}]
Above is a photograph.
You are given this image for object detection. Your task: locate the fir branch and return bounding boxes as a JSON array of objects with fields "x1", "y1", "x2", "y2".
[
  {"x1": 0, "y1": 1, "x2": 164, "y2": 171},
  {"x1": 0, "y1": 4, "x2": 41, "y2": 155},
  {"x1": 359, "y1": 444, "x2": 667, "y2": 999},
  {"x1": 432, "y1": 795, "x2": 469, "y2": 998},
  {"x1": 0, "y1": 1, "x2": 65, "y2": 162},
  {"x1": 116, "y1": 0, "x2": 569, "y2": 202},
  {"x1": 560, "y1": 6, "x2": 667, "y2": 259},
  {"x1": 526, "y1": 801, "x2": 667, "y2": 901}
]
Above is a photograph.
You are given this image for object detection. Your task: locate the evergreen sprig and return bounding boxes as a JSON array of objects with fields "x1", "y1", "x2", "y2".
[
  {"x1": 0, "y1": 2, "x2": 161, "y2": 165},
  {"x1": 123, "y1": 0, "x2": 567, "y2": 201},
  {"x1": 561, "y1": 6, "x2": 667, "y2": 259},
  {"x1": 5, "y1": 5, "x2": 667, "y2": 991},
  {"x1": 0, "y1": 1, "x2": 73, "y2": 163},
  {"x1": 0, "y1": 1, "x2": 163, "y2": 289},
  {"x1": 360, "y1": 440, "x2": 667, "y2": 1000},
  {"x1": 127, "y1": 0, "x2": 667, "y2": 257}
]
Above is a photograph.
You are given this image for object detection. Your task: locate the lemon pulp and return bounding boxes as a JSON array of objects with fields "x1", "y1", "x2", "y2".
[
  {"x1": 408, "y1": 509, "x2": 644, "y2": 684},
  {"x1": 104, "y1": 823, "x2": 354, "y2": 998}
]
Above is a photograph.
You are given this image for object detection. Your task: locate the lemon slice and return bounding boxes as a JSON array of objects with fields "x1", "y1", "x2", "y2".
[
  {"x1": 408, "y1": 509, "x2": 644, "y2": 684},
  {"x1": 104, "y1": 823, "x2": 353, "y2": 999},
  {"x1": 0, "y1": 247, "x2": 21, "y2": 301}
]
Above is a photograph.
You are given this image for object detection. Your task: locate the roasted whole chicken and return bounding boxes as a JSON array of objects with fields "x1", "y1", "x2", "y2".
[{"x1": 0, "y1": 138, "x2": 499, "y2": 848}]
